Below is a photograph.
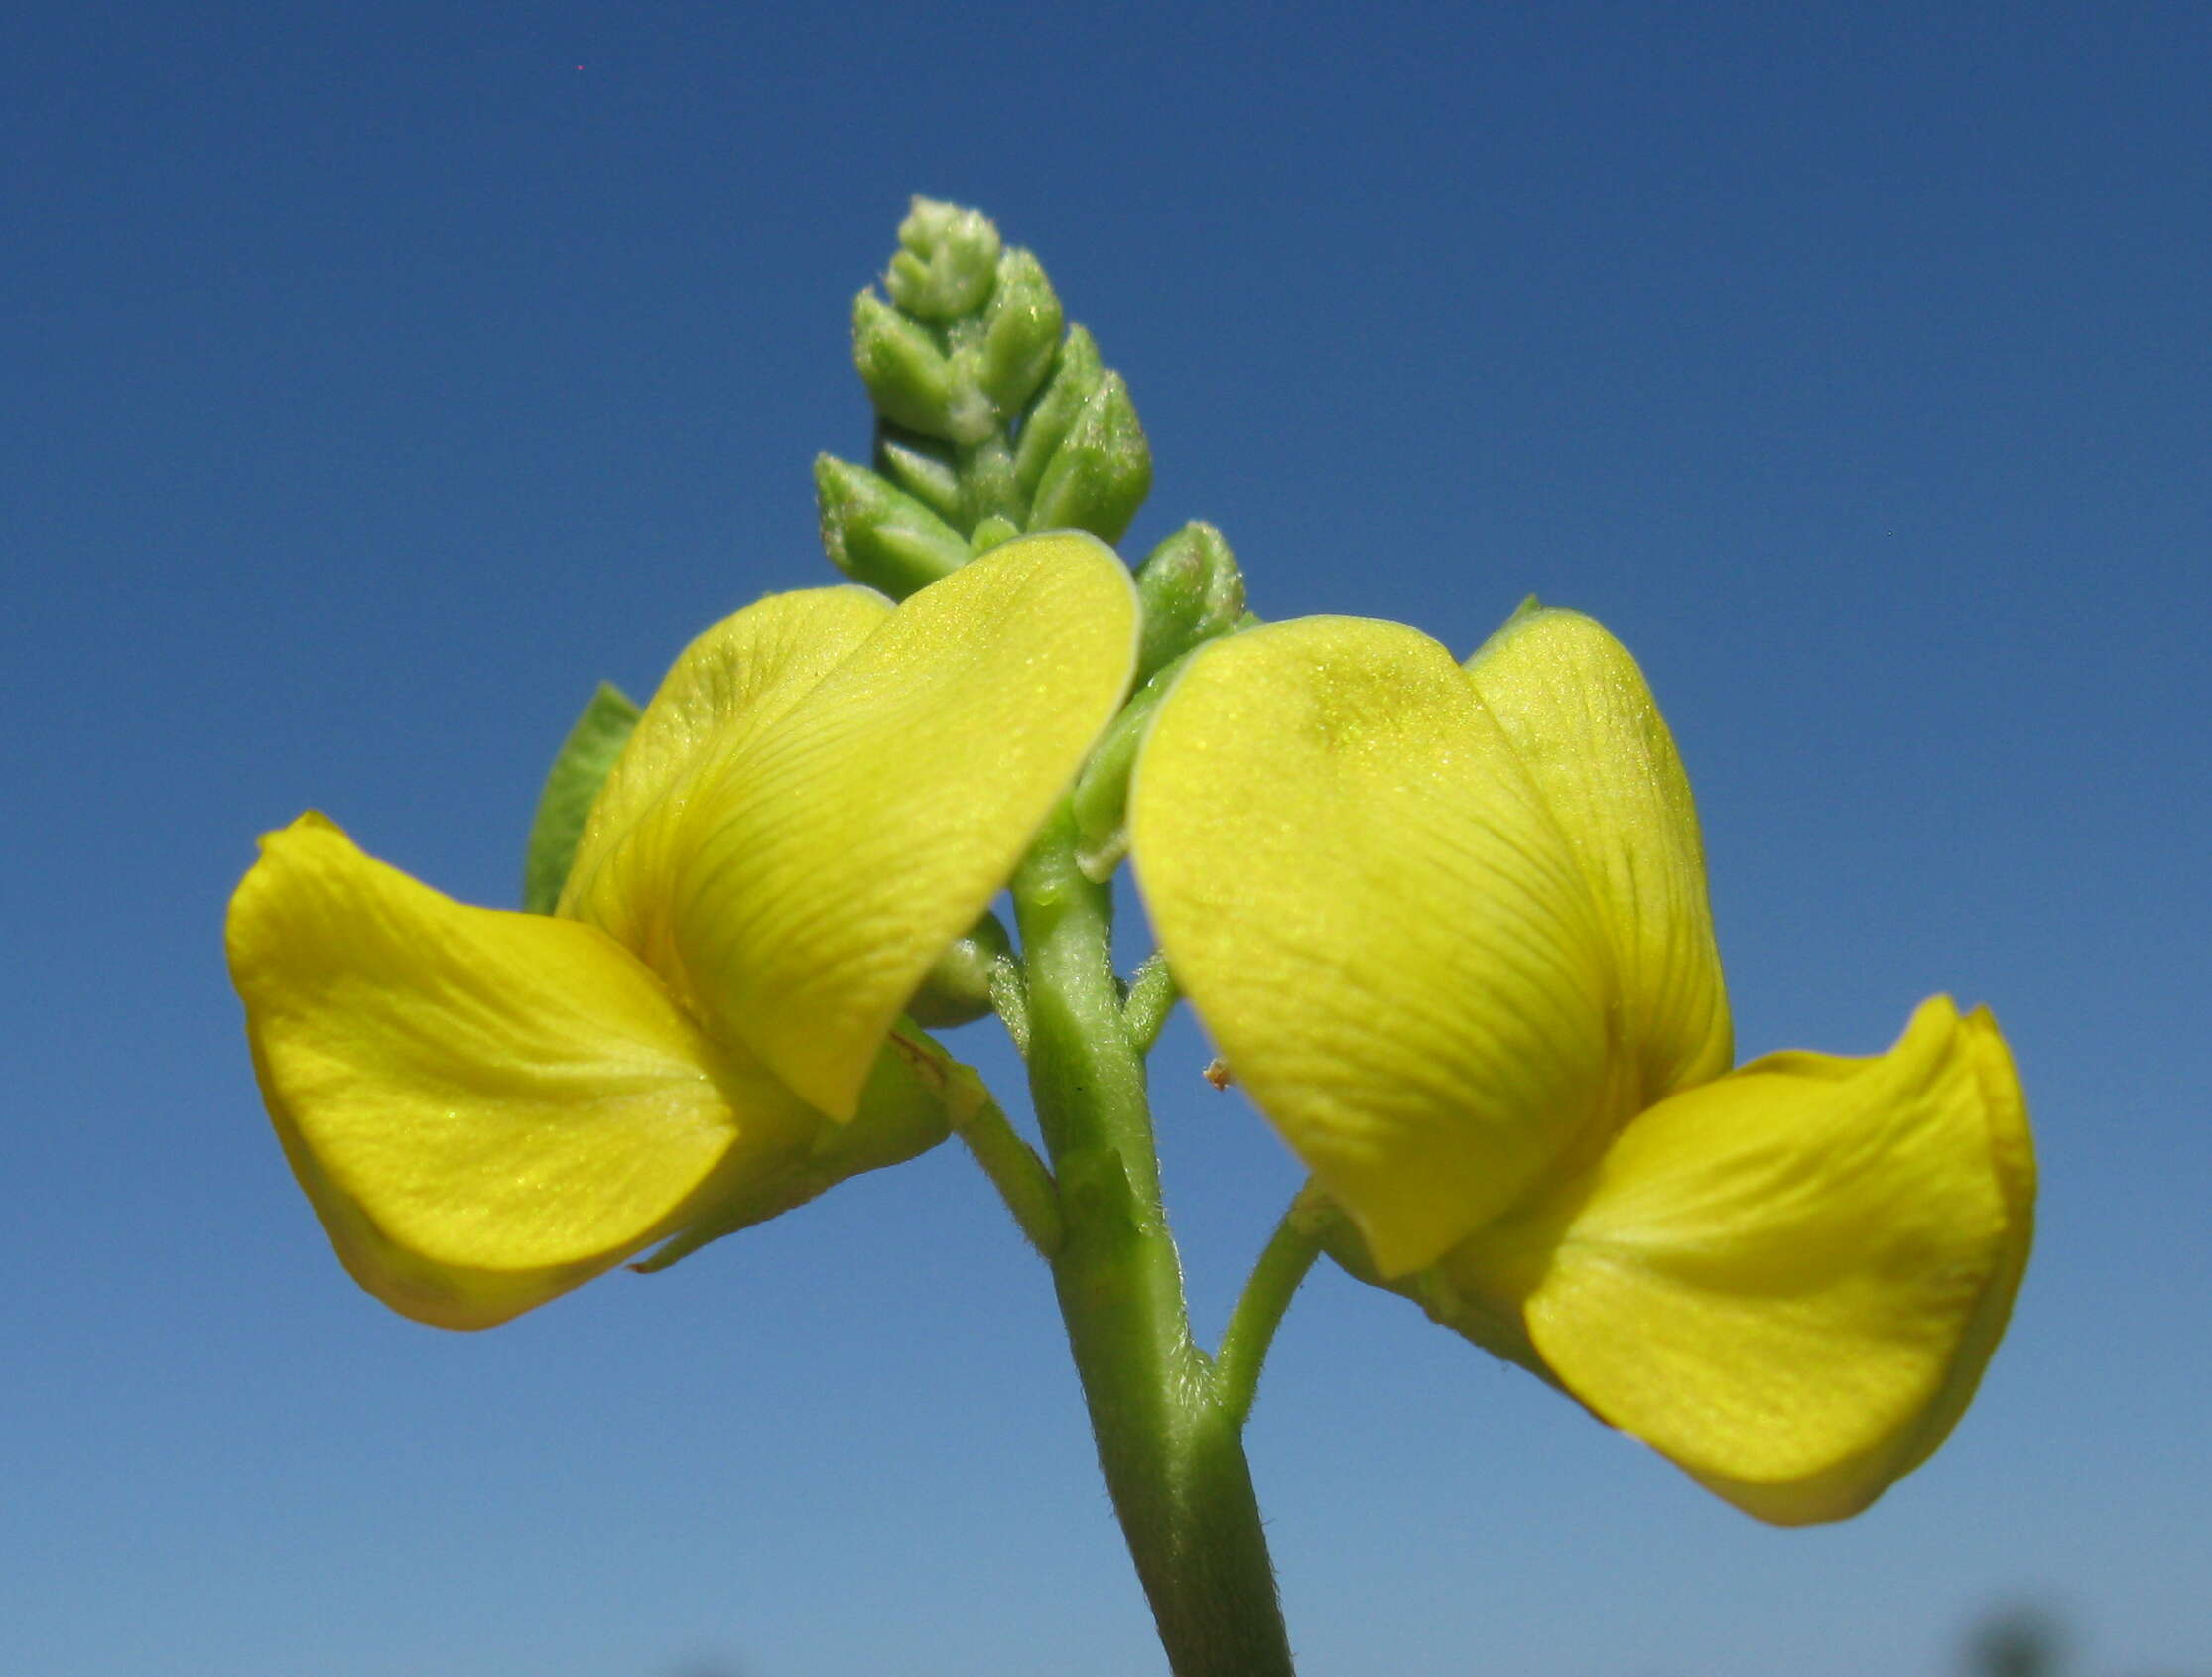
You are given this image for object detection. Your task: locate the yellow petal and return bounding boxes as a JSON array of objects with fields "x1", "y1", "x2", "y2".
[
  {"x1": 1129, "y1": 616, "x2": 1624, "y2": 1275},
  {"x1": 1465, "y1": 995, "x2": 2034, "y2": 1524},
  {"x1": 559, "y1": 585, "x2": 894, "y2": 988},
  {"x1": 669, "y1": 531, "x2": 1137, "y2": 1119},
  {"x1": 1467, "y1": 608, "x2": 1732, "y2": 1104},
  {"x1": 227, "y1": 814, "x2": 821, "y2": 1329}
]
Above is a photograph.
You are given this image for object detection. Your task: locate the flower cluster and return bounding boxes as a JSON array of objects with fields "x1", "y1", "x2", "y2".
[{"x1": 227, "y1": 531, "x2": 2030, "y2": 1521}]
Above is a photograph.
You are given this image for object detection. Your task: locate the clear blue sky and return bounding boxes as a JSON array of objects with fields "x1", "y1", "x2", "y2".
[{"x1": 6, "y1": 3, "x2": 2208, "y2": 1673}]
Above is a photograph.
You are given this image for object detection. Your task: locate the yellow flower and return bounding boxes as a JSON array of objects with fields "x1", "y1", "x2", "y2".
[
  {"x1": 1129, "y1": 606, "x2": 2033, "y2": 1524},
  {"x1": 227, "y1": 534, "x2": 1136, "y2": 1330}
]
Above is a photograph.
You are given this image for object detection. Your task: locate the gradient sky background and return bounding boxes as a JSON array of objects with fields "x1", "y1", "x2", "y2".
[{"x1": 7, "y1": 3, "x2": 2208, "y2": 1674}]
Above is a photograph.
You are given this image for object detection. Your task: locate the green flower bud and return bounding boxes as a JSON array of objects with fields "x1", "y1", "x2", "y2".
[
  {"x1": 853, "y1": 290, "x2": 991, "y2": 441},
  {"x1": 906, "y1": 911, "x2": 1014, "y2": 1027},
  {"x1": 873, "y1": 425, "x2": 965, "y2": 524},
  {"x1": 1132, "y1": 521, "x2": 1244, "y2": 685},
  {"x1": 814, "y1": 453, "x2": 972, "y2": 597},
  {"x1": 1029, "y1": 371, "x2": 1151, "y2": 544},
  {"x1": 969, "y1": 513, "x2": 1021, "y2": 555},
  {"x1": 1070, "y1": 658, "x2": 1174, "y2": 882},
  {"x1": 1012, "y1": 325, "x2": 1104, "y2": 497},
  {"x1": 885, "y1": 197, "x2": 1003, "y2": 321},
  {"x1": 976, "y1": 249, "x2": 1064, "y2": 416}
]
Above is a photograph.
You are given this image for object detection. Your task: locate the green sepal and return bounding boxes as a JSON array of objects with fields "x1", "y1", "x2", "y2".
[
  {"x1": 976, "y1": 248, "x2": 1064, "y2": 416},
  {"x1": 1465, "y1": 593, "x2": 1546, "y2": 667},
  {"x1": 633, "y1": 1025, "x2": 962, "y2": 1273},
  {"x1": 1133, "y1": 521, "x2": 1244, "y2": 685},
  {"x1": 907, "y1": 910, "x2": 1014, "y2": 1026},
  {"x1": 1304, "y1": 1186, "x2": 1568, "y2": 1394},
  {"x1": 1070, "y1": 656, "x2": 1178, "y2": 883},
  {"x1": 814, "y1": 453, "x2": 972, "y2": 598},
  {"x1": 1029, "y1": 371, "x2": 1151, "y2": 544},
  {"x1": 521, "y1": 682, "x2": 641, "y2": 913},
  {"x1": 1012, "y1": 325, "x2": 1104, "y2": 496},
  {"x1": 873, "y1": 424, "x2": 966, "y2": 524},
  {"x1": 885, "y1": 197, "x2": 1002, "y2": 322}
]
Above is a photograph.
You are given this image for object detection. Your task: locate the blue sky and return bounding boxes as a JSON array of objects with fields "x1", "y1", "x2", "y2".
[{"x1": 6, "y1": 2, "x2": 2208, "y2": 1673}]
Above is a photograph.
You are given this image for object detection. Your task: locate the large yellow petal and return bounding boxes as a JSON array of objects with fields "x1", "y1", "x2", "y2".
[
  {"x1": 669, "y1": 531, "x2": 1137, "y2": 1119},
  {"x1": 558, "y1": 585, "x2": 893, "y2": 989},
  {"x1": 227, "y1": 814, "x2": 821, "y2": 1330},
  {"x1": 1459, "y1": 995, "x2": 2034, "y2": 1524},
  {"x1": 1129, "y1": 616, "x2": 1625, "y2": 1276},
  {"x1": 1467, "y1": 608, "x2": 1732, "y2": 1105}
]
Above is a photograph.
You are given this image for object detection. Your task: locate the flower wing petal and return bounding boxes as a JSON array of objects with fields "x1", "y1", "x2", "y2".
[
  {"x1": 673, "y1": 532, "x2": 1138, "y2": 1119},
  {"x1": 1129, "y1": 616, "x2": 1620, "y2": 1275},
  {"x1": 228, "y1": 814, "x2": 819, "y2": 1329},
  {"x1": 1467, "y1": 608, "x2": 1731, "y2": 1103},
  {"x1": 1494, "y1": 995, "x2": 2034, "y2": 1524},
  {"x1": 558, "y1": 585, "x2": 894, "y2": 984}
]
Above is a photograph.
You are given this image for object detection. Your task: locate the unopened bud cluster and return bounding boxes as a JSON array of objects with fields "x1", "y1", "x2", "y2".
[{"x1": 818, "y1": 198, "x2": 1154, "y2": 596}]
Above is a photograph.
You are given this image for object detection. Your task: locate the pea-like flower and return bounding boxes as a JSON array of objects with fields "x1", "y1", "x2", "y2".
[
  {"x1": 1129, "y1": 606, "x2": 2033, "y2": 1525},
  {"x1": 227, "y1": 535, "x2": 1136, "y2": 1329}
]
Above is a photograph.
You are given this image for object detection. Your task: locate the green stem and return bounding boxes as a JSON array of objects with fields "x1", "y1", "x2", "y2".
[
  {"x1": 952, "y1": 1088, "x2": 1064, "y2": 1258},
  {"x1": 1214, "y1": 1205, "x2": 1324, "y2": 1429},
  {"x1": 1012, "y1": 807, "x2": 1295, "y2": 1677}
]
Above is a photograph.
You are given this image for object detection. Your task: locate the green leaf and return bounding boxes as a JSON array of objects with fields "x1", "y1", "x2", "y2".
[{"x1": 521, "y1": 682, "x2": 641, "y2": 913}]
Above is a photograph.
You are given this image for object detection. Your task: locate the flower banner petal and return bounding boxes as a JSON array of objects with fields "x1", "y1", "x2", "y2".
[
  {"x1": 673, "y1": 531, "x2": 1138, "y2": 1120},
  {"x1": 1467, "y1": 607, "x2": 1732, "y2": 1106},
  {"x1": 1494, "y1": 995, "x2": 2034, "y2": 1524},
  {"x1": 1129, "y1": 616, "x2": 1623, "y2": 1276},
  {"x1": 228, "y1": 815, "x2": 820, "y2": 1329},
  {"x1": 559, "y1": 585, "x2": 894, "y2": 988}
]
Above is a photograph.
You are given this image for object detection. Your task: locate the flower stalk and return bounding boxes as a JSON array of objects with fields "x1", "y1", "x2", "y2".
[{"x1": 1012, "y1": 808, "x2": 1297, "y2": 1677}]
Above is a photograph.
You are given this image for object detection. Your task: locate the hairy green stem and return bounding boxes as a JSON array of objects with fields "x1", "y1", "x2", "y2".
[{"x1": 1012, "y1": 807, "x2": 1295, "y2": 1677}]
